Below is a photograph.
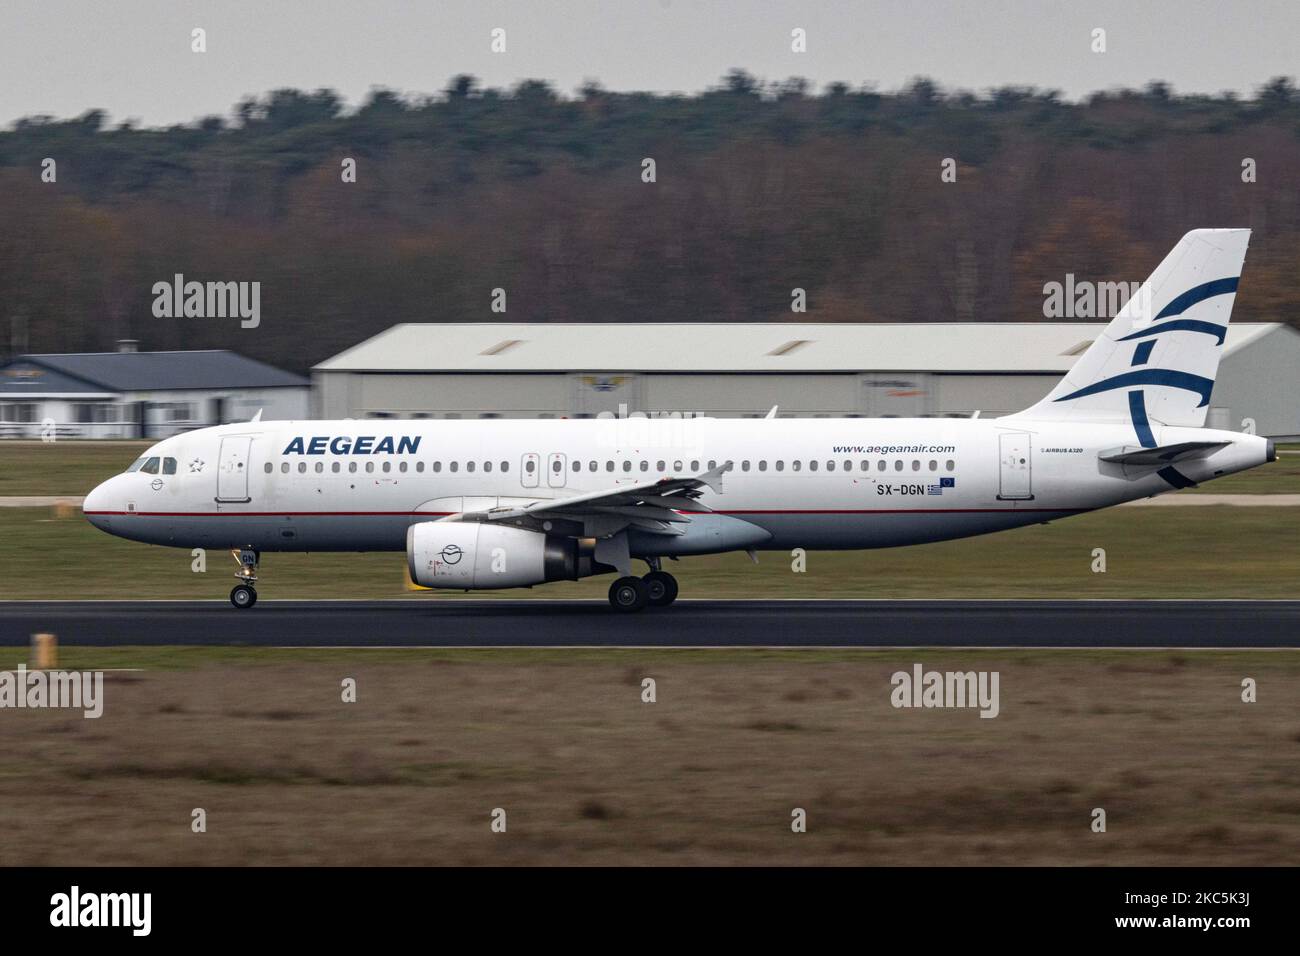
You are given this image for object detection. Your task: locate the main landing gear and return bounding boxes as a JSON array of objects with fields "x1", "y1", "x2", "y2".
[
  {"x1": 607, "y1": 558, "x2": 679, "y2": 612},
  {"x1": 229, "y1": 548, "x2": 260, "y2": 609}
]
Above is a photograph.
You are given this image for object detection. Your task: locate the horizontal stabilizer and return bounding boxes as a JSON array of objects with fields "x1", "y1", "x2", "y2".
[{"x1": 1099, "y1": 441, "x2": 1228, "y2": 467}]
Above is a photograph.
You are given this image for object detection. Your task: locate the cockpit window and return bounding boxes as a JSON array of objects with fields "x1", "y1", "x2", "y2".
[
  {"x1": 139, "y1": 457, "x2": 161, "y2": 475},
  {"x1": 126, "y1": 457, "x2": 147, "y2": 473},
  {"x1": 162, "y1": 457, "x2": 177, "y2": 475}
]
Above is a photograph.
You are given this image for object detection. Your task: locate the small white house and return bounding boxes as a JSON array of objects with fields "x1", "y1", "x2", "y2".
[{"x1": 0, "y1": 345, "x2": 308, "y2": 439}]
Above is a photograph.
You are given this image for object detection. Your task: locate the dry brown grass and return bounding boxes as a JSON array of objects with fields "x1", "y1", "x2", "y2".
[{"x1": 2, "y1": 650, "x2": 1298, "y2": 865}]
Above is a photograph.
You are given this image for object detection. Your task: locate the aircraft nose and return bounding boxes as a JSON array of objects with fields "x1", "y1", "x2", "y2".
[{"x1": 83, "y1": 480, "x2": 112, "y2": 530}]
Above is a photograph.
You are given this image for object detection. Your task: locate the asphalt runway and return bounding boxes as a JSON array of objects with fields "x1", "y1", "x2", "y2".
[{"x1": 0, "y1": 600, "x2": 1297, "y2": 648}]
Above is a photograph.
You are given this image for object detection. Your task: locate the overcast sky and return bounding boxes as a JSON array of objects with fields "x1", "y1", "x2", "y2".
[{"x1": 2, "y1": 0, "x2": 1297, "y2": 127}]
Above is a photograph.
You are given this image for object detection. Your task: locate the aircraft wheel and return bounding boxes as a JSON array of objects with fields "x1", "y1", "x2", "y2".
[
  {"x1": 642, "y1": 570, "x2": 679, "y2": 607},
  {"x1": 608, "y1": 576, "x2": 649, "y2": 612},
  {"x1": 230, "y1": 584, "x2": 258, "y2": 609}
]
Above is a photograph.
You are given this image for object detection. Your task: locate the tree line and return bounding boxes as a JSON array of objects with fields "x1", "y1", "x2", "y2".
[{"x1": 2, "y1": 73, "x2": 1299, "y2": 372}]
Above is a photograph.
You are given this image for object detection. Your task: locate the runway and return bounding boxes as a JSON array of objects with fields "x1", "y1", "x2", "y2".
[{"x1": 1, "y1": 600, "x2": 1298, "y2": 648}]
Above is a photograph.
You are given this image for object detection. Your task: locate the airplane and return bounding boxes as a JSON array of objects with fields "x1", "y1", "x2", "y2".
[{"x1": 83, "y1": 229, "x2": 1274, "y2": 611}]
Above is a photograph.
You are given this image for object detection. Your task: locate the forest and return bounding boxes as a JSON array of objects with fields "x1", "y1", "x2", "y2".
[{"x1": 2, "y1": 72, "x2": 1298, "y2": 372}]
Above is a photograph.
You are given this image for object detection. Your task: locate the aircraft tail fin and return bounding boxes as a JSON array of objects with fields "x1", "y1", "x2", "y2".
[{"x1": 1011, "y1": 229, "x2": 1250, "y2": 442}]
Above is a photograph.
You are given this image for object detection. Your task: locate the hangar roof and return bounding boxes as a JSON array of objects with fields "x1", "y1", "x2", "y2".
[
  {"x1": 313, "y1": 322, "x2": 1289, "y2": 374},
  {"x1": 0, "y1": 350, "x2": 308, "y2": 394}
]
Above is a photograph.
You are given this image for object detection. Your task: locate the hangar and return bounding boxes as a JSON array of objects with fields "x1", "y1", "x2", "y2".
[
  {"x1": 0, "y1": 343, "x2": 309, "y2": 439},
  {"x1": 312, "y1": 322, "x2": 1300, "y2": 439}
]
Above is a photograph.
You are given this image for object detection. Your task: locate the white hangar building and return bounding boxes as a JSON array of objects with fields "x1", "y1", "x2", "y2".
[{"x1": 312, "y1": 322, "x2": 1300, "y2": 440}]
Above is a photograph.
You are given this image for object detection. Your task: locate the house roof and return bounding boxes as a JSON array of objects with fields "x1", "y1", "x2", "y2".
[
  {"x1": 0, "y1": 350, "x2": 307, "y2": 395},
  {"x1": 312, "y1": 322, "x2": 1290, "y2": 374}
]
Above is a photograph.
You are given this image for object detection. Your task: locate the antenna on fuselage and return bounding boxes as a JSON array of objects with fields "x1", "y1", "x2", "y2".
[
  {"x1": 765, "y1": 405, "x2": 779, "y2": 419},
  {"x1": 251, "y1": 408, "x2": 263, "y2": 423}
]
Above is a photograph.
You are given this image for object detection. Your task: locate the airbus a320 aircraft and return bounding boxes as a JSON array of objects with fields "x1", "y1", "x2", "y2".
[{"x1": 84, "y1": 230, "x2": 1273, "y2": 610}]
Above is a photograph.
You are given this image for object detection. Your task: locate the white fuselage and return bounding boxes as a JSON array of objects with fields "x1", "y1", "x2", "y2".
[{"x1": 83, "y1": 415, "x2": 1271, "y2": 556}]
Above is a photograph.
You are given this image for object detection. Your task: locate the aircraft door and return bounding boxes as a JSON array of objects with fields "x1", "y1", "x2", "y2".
[
  {"x1": 521, "y1": 453, "x2": 540, "y2": 488},
  {"x1": 216, "y1": 436, "x2": 253, "y2": 503},
  {"x1": 997, "y1": 432, "x2": 1033, "y2": 500},
  {"x1": 547, "y1": 452, "x2": 567, "y2": 488}
]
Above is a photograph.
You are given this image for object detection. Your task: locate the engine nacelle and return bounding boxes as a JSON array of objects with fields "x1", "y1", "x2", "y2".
[{"x1": 407, "y1": 521, "x2": 593, "y2": 590}]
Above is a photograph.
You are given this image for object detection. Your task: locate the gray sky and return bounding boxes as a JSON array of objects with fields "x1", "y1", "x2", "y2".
[{"x1": 2, "y1": 0, "x2": 1297, "y2": 127}]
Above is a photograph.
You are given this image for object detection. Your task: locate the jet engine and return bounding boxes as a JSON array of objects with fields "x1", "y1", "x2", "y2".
[{"x1": 407, "y1": 520, "x2": 604, "y2": 589}]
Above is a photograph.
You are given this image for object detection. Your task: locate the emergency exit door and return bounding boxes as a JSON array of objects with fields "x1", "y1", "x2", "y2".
[
  {"x1": 547, "y1": 452, "x2": 568, "y2": 488},
  {"x1": 521, "y1": 453, "x2": 540, "y2": 488},
  {"x1": 997, "y1": 432, "x2": 1033, "y2": 500},
  {"x1": 216, "y1": 436, "x2": 253, "y2": 503}
]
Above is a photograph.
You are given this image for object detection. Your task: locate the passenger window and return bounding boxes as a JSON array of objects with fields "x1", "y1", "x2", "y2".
[
  {"x1": 502, "y1": 461, "x2": 509, "y2": 472},
  {"x1": 467, "y1": 461, "x2": 475, "y2": 473},
  {"x1": 793, "y1": 460, "x2": 802, "y2": 472},
  {"x1": 758, "y1": 460, "x2": 767, "y2": 471},
  {"x1": 400, "y1": 461, "x2": 408, "y2": 473},
  {"x1": 606, "y1": 461, "x2": 614, "y2": 472},
  {"x1": 894, "y1": 460, "x2": 903, "y2": 472},
  {"x1": 450, "y1": 462, "x2": 458, "y2": 473},
  {"x1": 140, "y1": 457, "x2": 160, "y2": 475},
  {"x1": 414, "y1": 462, "x2": 422, "y2": 473},
  {"x1": 640, "y1": 461, "x2": 648, "y2": 472},
  {"x1": 433, "y1": 462, "x2": 442, "y2": 473},
  {"x1": 928, "y1": 460, "x2": 937, "y2": 471},
  {"x1": 552, "y1": 460, "x2": 561, "y2": 473},
  {"x1": 691, "y1": 461, "x2": 699, "y2": 471},
  {"x1": 298, "y1": 462, "x2": 306, "y2": 474},
  {"x1": 826, "y1": 460, "x2": 835, "y2": 471},
  {"x1": 775, "y1": 460, "x2": 784, "y2": 471},
  {"x1": 365, "y1": 462, "x2": 374, "y2": 473},
  {"x1": 162, "y1": 457, "x2": 177, "y2": 475},
  {"x1": 280, "y1": 462, "x2": 289, "y2": 474},
  {"x1": 912, "y1": 460, "x2": 920, "y2": 471},
  {"x1": 708, "y1": 461, "x2": 717, "y2": 471},
  {"x1": 674, "y1": 460, "x2": 682, "y2": 471},
  {"x1": 623, "y1": 461, "x2": 632, "y2": 472},
  {"x1": 349, "y1": 462, "x2": 357, "y2": 473},
  {"x1": 810, "y1": 460, "x2": 819, "y2": 471},
  {"x1": 878, "y1": 460, "x2": 886, "y2": 471},
  {"x1": 946, "y1": 460, "x2": 955, "y2": 471},
  {"x1": 588, "y1": 461, "x2": 597, "y2": 472},
  {"x1": 526, "y1": 460, "x2": 536, "y2": 473},
  {"x1": 382, "y1": 462, "x2": 391, "y2": 473},
  {"x1": 264, "y1": 462, "x2": 273, "y2": 474},
  {"x1": 741, "y1": 461, "x2": 750, "y2": 472},
  {"x1": 572, "y1": 460, "x2": 580, "y2": 472},
  {"x1": 657, "y1": 460, "x2": 665, "y2": 472},
  {"x1": 315, "y1": 462, "x2": 324, "y2": 473},
  {"x1": 844, "y1": 460, "x2": 852, "y2": 471},
  {"x1": 333, "y1": 462, "x2": 341, "y2": 473},
  {"x1": 860, "y1": 461, "x2": 869, "y2": 471}
]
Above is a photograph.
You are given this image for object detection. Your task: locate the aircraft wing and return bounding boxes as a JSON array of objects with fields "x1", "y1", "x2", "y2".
[{"x1": 456, "y1": 464, "x2": 727, "y2": 537}]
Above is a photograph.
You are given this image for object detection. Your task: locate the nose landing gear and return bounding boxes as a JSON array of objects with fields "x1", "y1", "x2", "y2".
[{"x1": 229, "y1": 548, "x2": 260, "y2": 609}]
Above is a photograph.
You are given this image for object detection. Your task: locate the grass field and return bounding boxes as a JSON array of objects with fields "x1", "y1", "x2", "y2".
[
  {"x1": 1, "y1": 503, "x2": 1297, "y2": 600},
  {"x1": 2, "y1": 646, "x2": 1296, "y2": 865},
  {"x1": 1, "y1": 440, "x2": 1298, "y2": 496}
]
